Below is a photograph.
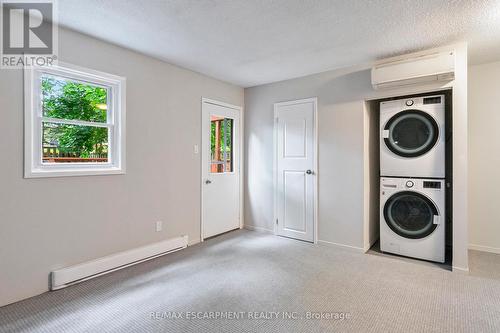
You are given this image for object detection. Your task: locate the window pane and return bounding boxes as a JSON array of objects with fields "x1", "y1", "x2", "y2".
[
  {"x1": 210, "y1": 116, "x2": 233, "y2": 173},
  {"x1": 41, "y1": 75, "x2": 108, "y2": 123},
  {"x1": 42, "y1": 122, "x2": 109, "y2": 163}
]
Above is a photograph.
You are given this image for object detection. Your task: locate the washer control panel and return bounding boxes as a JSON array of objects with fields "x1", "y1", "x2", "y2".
[
  {"x1": 381, "y1": 178, "x2": 444, "y2": 191},
  {"x1": 423, "y1": 181, "x2": 442, "y2": 189}
]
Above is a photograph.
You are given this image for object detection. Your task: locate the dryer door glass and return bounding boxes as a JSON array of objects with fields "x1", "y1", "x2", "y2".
[
  {"x1": 384, "y1": 191, "x2": 438, "y2": 239},
  {"x1": 384, "y1": 110, "x2": 439, "y2": 158}
]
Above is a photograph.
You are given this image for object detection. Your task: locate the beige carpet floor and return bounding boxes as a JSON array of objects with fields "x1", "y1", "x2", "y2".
[{"x1": 1, "y1": 229, "x2": 500, "y2": 332}]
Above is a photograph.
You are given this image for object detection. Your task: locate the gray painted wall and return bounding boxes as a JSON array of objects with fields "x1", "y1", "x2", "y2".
[
  {"x1": 469, "y1": 60, "x2": 500, "y2": 253},
  {"x1": 0, "y1": 28, "x2": 243, "y2": 307}
]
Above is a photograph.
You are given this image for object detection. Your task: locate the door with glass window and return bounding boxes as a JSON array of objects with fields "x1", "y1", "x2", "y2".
[{"x1": 201, "y1": 99, "x2": 241, "y2": 239}]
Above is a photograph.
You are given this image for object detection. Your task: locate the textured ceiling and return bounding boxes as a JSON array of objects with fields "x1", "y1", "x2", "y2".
[{"x1": 58, "y1": 0, "x2": 500, "y2": 87}]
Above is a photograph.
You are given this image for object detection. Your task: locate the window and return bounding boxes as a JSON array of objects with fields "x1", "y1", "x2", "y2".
[
  {"x1": 210, "y1": 115, "x2": 233, "y2": 173},
  {"x1": 24, "y1": 62, "x2": 126, "y2": 178}
]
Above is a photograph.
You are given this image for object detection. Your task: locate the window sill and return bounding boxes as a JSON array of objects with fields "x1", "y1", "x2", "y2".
[{"x1": 24, "y1": 167, "x2": 125, "y2": 179}]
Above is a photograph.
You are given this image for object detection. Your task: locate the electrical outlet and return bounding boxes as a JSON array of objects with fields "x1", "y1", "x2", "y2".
[
  {"x1": 156, "y1": 221, "x2": 163, "y2": 232},
  {"x1": 193, "y1": 144, "x2": 199, "y2": 154}
]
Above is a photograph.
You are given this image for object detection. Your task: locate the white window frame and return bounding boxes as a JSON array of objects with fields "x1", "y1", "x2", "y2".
[{"x1": 24, "y1": 62, "x2": 126, "y2": 178}]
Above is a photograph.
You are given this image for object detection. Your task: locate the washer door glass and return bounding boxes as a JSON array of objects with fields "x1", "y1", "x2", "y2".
[
  {"x1": 384, "y1": 110, "x2": 439, "y2": 157},
  {"x1": 384, "y1": 191, "x2": 438, "y2": 239}
]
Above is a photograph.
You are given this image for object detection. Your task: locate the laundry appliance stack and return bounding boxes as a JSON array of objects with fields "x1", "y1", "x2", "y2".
[{"x1": 379, "y1": 95, "x2": 446, "y2": 263}]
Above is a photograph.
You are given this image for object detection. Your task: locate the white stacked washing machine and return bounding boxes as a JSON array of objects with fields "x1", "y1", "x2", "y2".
[{"x1": 379, "y1": 95, "x2": 446, "y2": 263}]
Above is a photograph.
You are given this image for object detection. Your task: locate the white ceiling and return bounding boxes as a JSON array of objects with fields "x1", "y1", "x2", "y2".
[{"x1": 58, "y1": 0, "x2": 500, "y2": 87}]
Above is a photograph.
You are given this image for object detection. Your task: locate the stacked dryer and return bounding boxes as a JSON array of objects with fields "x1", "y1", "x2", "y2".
[{"x1": 379, "y1": 95, "x2": 446, "y2": 263}]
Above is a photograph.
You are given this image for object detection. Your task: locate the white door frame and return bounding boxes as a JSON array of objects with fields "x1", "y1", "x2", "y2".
[
  {"x1": 273, "y1": 97, "x2": 318, "y2": 243},
  {"x1": 200, "y1": 98, "x2": 244, "y2": 242}
]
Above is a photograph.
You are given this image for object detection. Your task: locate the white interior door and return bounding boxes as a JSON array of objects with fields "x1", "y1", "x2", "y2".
[
  {"x1": 274, "y1": 98, "x2": 317, "y2": 242},
  {"x1": 202, "y1": 99, "x2": 241, "y2": 239}
]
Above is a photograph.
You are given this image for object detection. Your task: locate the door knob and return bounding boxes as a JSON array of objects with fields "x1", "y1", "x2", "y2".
[
  {"x1": 306, "y1": 170, "x2": 313, "y2": 175},
  {"x1": 205, "y1": 180, "x2": 212, "y2": 184}
]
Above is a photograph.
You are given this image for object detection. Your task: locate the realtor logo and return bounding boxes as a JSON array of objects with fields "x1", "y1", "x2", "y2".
[{"x1": 1, "y1": 0, "x2": 58, "y2": 68}]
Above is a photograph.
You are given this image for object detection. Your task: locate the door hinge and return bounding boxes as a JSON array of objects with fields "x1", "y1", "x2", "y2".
[{"x1": 276, "y1": 219, "x2": 278, "y2": 225}]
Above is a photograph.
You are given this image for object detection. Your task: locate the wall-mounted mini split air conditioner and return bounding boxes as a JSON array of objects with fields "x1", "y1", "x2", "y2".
[{"x1": 371, "y1": 52, "x2": 455, "y2": 90}]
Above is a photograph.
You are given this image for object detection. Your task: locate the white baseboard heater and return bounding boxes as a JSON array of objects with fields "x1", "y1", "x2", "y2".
[{"x1": 51, "y1": 235, "x2": 188, "y2": 290}]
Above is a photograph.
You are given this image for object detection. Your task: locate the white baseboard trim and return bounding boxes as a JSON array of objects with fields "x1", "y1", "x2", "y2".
[
  {"x1": 363, "y1": 238, "x2": 379, "y2": 253},
  {"x1": 452, "y1": 265, "x2": 470, "y2": 273},
  {"x1": 318, "y1": 239, "x2": 365, "y2": 252},
  {"x1": 244, "y1": 224, "x2": 274, "y2": 234},
  {"x1": 469, "y1": 243, "x2": 500, "y2": 254},
  {"x1": 188, "y1": 238, "x2": 201, "y2": 246}
]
